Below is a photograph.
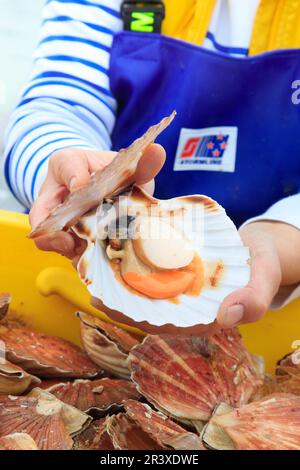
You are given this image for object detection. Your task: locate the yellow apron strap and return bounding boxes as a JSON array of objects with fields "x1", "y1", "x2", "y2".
[
  {"x1": 250, "y1": 0, "x2": 300, "y2": 55},
  {"x1": 162, "y1": 0, "x2": 216, "y2": 45}
]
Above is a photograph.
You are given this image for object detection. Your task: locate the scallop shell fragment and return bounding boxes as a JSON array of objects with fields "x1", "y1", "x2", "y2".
[
  {"x1": 0, "y1": 388, "x2": 91, "y2": 450},
  {"x1": 124, "y1": 400, "x2": 205, "y2": 450},
  {"x1": 0, "y1": 359, "x2": 40, "y2": 395},
  {"x1": 75, "y1": 185, "x2": 250, "y2": 331},
  {"x1": 29, "y1": 112, "x2": 176, "y2": 239},
  {"x1": 129, "y1": 329, "x2": 262, "y2": 423},
  {"x1": 46, "y1": 377, "x2": 139, "y2": 414},
  {"x1": 0, "y1": 324, "x2": 100, "y2": 378},
  {"x1": 75, "y1": 403, "x2": 204, "y2": 451},
  {"x1": 77, "y1": 311, "x2": 139, "y2": 379},
  {"x1": 106, "y1": 413, "x2": 163, "y2": 450},
  {"x1": 276, "y1": 352, "x2": 300, "y2": 377},
  {"x1": 210, "y1": 393, "x2": 300, "y2": 450},
  {"x1": 73, "y1": 418, "x2": 114, "y2": 450},
  {"x1": 75, "y1": 414, "x2": 162, "y2": 450},
  {"x1": 0, "y1": 433, "x2": 38, "y2": 451},
  {"x1": 253, "y1": 374, "x2": 300, "y2": 399},
  {"x1": 0, "y1": 293, "x2": 11, "y2": 321},
  {"x1": 201, "y1": 403, "x2": 235, "y2": 450}
]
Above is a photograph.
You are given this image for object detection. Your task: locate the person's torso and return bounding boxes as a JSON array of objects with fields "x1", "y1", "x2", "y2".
[{"x1": 110, "y1": 0, "x2": 300, "y2": 225}]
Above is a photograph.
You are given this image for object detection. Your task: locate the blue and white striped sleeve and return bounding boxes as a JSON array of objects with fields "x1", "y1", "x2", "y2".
[{"x1": 4, "y1": 0, "x2": 122, "y2": 209}]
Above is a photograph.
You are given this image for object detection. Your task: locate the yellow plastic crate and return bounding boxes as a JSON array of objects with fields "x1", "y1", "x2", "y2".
[{"x1": 0, "y1": 209, "x2": 299, "y2": 373}]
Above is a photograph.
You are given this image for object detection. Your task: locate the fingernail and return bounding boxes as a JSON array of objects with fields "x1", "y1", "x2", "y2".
[
  {"x1": 222, "y1": 304, "x2": 244, "y2": 327},
  {"x1": 69, "y1": 177, "x2": 77, "y2": 191},
  {"x1": 50, "y1": 237, "x2": 69, "y2": 253}
]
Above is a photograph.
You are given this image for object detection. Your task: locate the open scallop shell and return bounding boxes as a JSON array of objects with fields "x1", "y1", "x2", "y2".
[
  {"x1": 0, "y1": 388, "x2": 91, "y2": 450},
  {"x1": 0, "y1": 324, "x2": 100, "y2": 378},
  {"x1": 74, "y1": 185, "x2": 250, "y2": 331},
  {"x1": 0, "y1": 433, "x2": 38, "y2": 451},
  {"x1": 125, "y1": 400, "x2": 205, "y2": 450},
  {"x1": 45, "y1": 378, "x2": 139, "y2": 414},
  {"x1": 75, "y1": 414, "x2": 161, "y2": 450},
  {"x1": 210, "y1": 393, "x2": 300, "y2": 450},
  {"x1": 129, "y1": 329, "x2": 262, "y2": 423},
  {"x1": 77, "y1": 311, "x2": 139, "y2": 379},
  {"x1": 29, "y1": 111, "x2": 249, "y2": 331},
  {"x1": 0, "y1": 359, "x2": 40, "y2": 395}
]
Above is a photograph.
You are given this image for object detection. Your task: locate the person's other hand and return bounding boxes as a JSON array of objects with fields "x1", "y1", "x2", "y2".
[
  {"x1": 29, "y1": 144, "x2": 166, "y2": 259},
  {"x1": 217, "y1": 220, "x2": 300, "y2": 328}
]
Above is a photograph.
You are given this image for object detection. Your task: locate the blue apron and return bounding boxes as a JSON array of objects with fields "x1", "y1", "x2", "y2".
[{"x1": 110, "y1": 32, "x2": 300, "y2": 226}]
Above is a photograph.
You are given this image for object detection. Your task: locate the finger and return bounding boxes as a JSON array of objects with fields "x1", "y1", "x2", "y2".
[
  {"x1": 29, "y1": 186, "x2": 69, "y2": 229},
  {"x1": 217, "y1": 233, "x2": 282, "y2": 328},
  {"x1": 33, "y1": 231, "x2": 76, "y2": 258},
  {"x1": 51, "y1": 151, "x2": 91, "y2": 191},
  {"x1": 140, "y1": 179, "x2": 155, "y2": 195},
  {"x1": 135, "y1": 144, "x2": 166, "y2": 185},
  {"x1": 86, "y1": 150, "x2": 117, "y2": 173},
  {"x1": 30, "y1": 186, "x2": 77, "y2": 256},
  {"x1": 71, "y1": 237, "x2": 88, "y2": 268}
]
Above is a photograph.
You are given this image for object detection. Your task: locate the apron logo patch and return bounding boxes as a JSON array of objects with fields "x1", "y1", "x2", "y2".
[{"x1": 174, "y1": 127, "x2": 238, "y2": 173}]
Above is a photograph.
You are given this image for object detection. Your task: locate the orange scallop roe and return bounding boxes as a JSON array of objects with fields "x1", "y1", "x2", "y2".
[{"x1": 122, "y1": 270, "x2": 196, "y2": 300}]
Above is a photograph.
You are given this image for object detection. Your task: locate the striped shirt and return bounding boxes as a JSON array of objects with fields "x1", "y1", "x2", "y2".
[{"x1": 4, "y1": 0, "x2": 259, "y2": 209}]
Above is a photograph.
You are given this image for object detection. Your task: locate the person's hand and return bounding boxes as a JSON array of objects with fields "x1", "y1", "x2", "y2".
[
  {"x1": 88, "y1": 220, "x2": 300, "y2": 336},
  {"x1": 90, "y1": 216, "x2": 283, "y2": 335},
  {"x1": 216, "y1": 220, "x2": 300, "y2": 328},
  {"x1": 29, "y1": 145, "x2": 166, "y2": 259}
]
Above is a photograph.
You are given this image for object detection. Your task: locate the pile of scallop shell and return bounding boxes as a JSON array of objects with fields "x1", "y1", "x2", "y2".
[{"x1": 1, "y1": 293, "x2": 300, "y2": 451}]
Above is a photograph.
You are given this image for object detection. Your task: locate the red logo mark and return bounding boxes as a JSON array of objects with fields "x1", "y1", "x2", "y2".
[{"x1": 181, "y1": 138, "x2": 201, "y2": 158}]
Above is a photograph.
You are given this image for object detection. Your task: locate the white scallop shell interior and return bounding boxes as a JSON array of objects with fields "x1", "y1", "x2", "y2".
[{"x1": 75, "y1": 191, "x2": 250, "y2": 327}]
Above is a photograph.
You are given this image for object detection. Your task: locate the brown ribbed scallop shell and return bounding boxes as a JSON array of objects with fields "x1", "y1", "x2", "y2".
[
  {"x1": 254, "y1": 374, "x2": 300, "y2": 399},
  {"x1": 46, "y1": 378, "x2": 139, "y2": 413},
  {"x1": 0, "y1": 388, "x2": 91, "y2": 450},
  {"x1": 0, "y1": 324, "x2": 100, "y2": 378},
  {"x1": 0, "y1": 359, "x2": 40, "y2": 395},
  {"x1": 106, "y1": 413, "x2": 163, "y2": 450},
  {"x1": 73, "y1": 418, "x2": 114, "y2": 450},
  {"x1": 0, "y1": 293, "x2": 11, "y2": 321},
  {"x1": 77, "y1": 311, "x2": 139, "y2": 379},
  {"x1": 211, "y1": 393, "x2": 300, "y2": 450},
  {"x1": 0, "y1": 433, "x2": 38, "y2": 450},
  {"x1": 276, "y1": 351, "x2": 300, "y2": 377},
  {"x1": 124, "y1": 400, "x2": 205, "y2": 450},
  {"x1": 129, "y1": 329, "x2": 262, "y2": 422}
]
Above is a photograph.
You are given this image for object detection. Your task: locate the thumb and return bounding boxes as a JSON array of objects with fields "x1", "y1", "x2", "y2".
[
  {"x1": 217, "y1": 227, "x2": 282, "y2": 328},
  {"x1": 51, "y1": 150, "x2": 91, "y2": 192},
  {"x1": 135, "y1": 143, "x2": 166, "y2": 185}
]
